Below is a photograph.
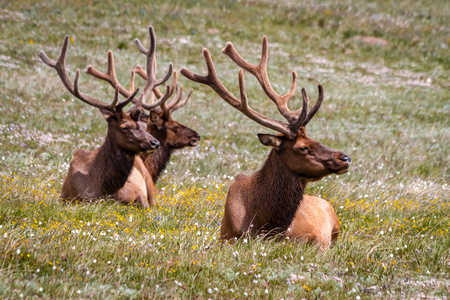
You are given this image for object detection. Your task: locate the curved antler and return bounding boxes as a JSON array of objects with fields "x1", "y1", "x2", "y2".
[
  {"x1": 180, "y1": 36, "x2": 324, "y2": 138},
  {"x1": 222, "y1": 37, "x2": 300, "y2": 123},
  {"x1": 85, "y1": 26, "x2": 173, "y2": 111},
  {"x1": 85, "y1": 50, "x2": 136, "y2": 98},
  {"x1": 181, "y1": 48, "x2": 294, "y2": 137},
  {"x1": 169, "y1": 86, "x2": 194, "y2": 113},
  {"x1": 39, "y1": 36, "x2": 138, "y2": 112},
  {"x1": 135, "y1": 64, "x2": 193, "y2": 118},
  {"x1": 302, "y1": 84, "x2": 324, "y2": 127},
  {"x1": 134, "y1": 26, "x2": 173, "y2": 109}
]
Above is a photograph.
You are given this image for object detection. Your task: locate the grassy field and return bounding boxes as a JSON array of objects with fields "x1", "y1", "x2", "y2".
[{"x1": 0, "y1": 0, "x2": 449, "y2": 298}]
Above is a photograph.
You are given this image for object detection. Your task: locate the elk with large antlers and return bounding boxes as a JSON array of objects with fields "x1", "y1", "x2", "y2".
[
  {"x1": 39, "y1": 32, "x2": 174, "y2": 207},
  {"x1": 85, "y1": 26, "x2": 200, "y2": 206},
  {"x1": 133, "y1": 71, "x2": 201, "y2": 184},
  {"x1": 181, "y1": 36, "x2": 351, "y2": 249}
]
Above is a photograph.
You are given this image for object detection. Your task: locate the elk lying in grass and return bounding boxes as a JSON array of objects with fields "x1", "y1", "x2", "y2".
[
  {"x1": 39, "y1": 34, "x2": 173, "y2": 206},
  {"x1": 86, "y1": 26, "x2": 200, "y2": 206},
  {"x1": 134, "y1": 69, "x2": 201, "y2": 186},
  {"x1": 181, "y1": 36, "x2": 351, "y2": 249}
]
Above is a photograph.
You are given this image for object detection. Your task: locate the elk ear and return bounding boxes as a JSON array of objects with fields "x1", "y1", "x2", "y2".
[
  {"x1": 257, "y1": 133, "x2": 282, "y2": 149},
  {"x1": 129, "y1": 107, "x2": 142, "y2": 121},
  {"x1": 139, "y1": 113, "x2": 149, "y2": 123},
  {"x1": 100, "y1": 109, "x2": 116, "y2": 122},
  {"x1": 149, "y1": 111, "x2": 164, "y2": 128}
]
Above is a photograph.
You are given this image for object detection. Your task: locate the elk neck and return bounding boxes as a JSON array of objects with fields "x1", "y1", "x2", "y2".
[
  {"x1": 253, "y1": 148, "x2": 306, "y2": 233},
  {"x1": 140, "y1": 141, "x2": 174, "y2": 183},
  {"x1": 93, "y1": 133, "x2": 136, "y2": 195}
]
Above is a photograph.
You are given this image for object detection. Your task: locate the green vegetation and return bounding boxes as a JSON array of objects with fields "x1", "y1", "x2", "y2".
[{"x1": 0, "y1": 0, "x2": 448, "y2": 298}]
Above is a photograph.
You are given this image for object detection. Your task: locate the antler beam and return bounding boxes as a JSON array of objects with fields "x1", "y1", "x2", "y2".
[
  {"x1": 180, "y1": 36, "x2": 324, "y2": 138},
  {"x1": 85, "y1": 26, "x2": 173, "y2": 111},
  {"x1": 39, "y1": 36, "x2": 138, "y2": 113}
]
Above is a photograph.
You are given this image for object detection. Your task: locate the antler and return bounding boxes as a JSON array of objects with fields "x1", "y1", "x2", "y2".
[
  {"x1": 134, "y1": 26, "x2": 174, "y2": 109},
  {"x1": 135, "y1": 65, "x2": 193, "y2": 118},
  {"x1": 85, "y1": 25, "x2": 173, "y2": 110},
  {"x1": 85, "y1": 50, "x2": 136, "y2": 99},
  {"x1": 39, "y1": 36, "x2": 139, "y2": 113},
  {"x1": 180, "y1": 36, "x2": 324, "y2": 139}
]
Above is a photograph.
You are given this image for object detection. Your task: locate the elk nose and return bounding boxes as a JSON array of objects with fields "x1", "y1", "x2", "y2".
[
  {"x1": 339, "y1": 155, "x2": 352, "y2": 163},
  {"x1": 150, "y1": 140, "x2": 160, "y2": 149}
]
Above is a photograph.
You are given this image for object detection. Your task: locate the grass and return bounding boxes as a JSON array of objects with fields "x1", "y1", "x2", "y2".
[{"x1": 0, "y1": 0, "x2": 449, "y2": 298}]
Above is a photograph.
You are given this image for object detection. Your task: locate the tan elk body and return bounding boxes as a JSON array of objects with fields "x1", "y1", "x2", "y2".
[
  {"x1": 85, "y1": 26, "x2": 200, "y2": 206},
  {"x1": 40, "y1": 32, "x2": 175, "y2": 206},
  {"x1": 181, "y1": 36, "x2": 351, "y2": 248}
]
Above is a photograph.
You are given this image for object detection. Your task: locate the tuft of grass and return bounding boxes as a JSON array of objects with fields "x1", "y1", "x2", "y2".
[{"x1": 0, "y1": 0, "x2": 449, "y2": 298}]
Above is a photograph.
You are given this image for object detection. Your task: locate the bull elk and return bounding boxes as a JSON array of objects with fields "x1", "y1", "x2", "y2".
[
  {"x1": 39, "y1": 32, "x2": 174, "y2": 206},
  {"x1": 181, "y1": 36, "x2": 351, "y2": 249},
  {"x1": 85, "y1": 26, "x2": 200, "y2": 206},
  {"x1": 134, "y1": 70, "x2": 201, "y2": 185}
]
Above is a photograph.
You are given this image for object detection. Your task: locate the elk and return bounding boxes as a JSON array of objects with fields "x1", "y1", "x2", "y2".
[
  {"x1": 85, "y1": 26, "x2": 200, "y2": 205},
  {"x1": 133, "y1": 70, "x2": 201, "y2": 185},
  {"x1": 39, "y1": 32, "x2": 174, "y2": 207},
  {"x1": 181, "y1": 36, "x2": 351, "y2": 249}
]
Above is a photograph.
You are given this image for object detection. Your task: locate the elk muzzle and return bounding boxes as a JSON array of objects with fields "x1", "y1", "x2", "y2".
[
  {"x1": 339, "y1": 154, "x2": 352, "y2": 163},
  {"x1": 143, "y1": 138, "x2": 160, "y2": 154},
  {"x1": 189, "y1": 132, "x2": 201, "y2": 147},
  {"x1": 334, "y1": 153, "x2": 351, "y2": 174}
]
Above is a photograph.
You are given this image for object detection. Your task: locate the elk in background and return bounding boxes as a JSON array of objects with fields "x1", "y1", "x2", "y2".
[
  {"x1": 181, "y1": 36, "x2": 351, "y2": 249},
  {"x1": 86, "y1": 26, "x2": 200, "y2": 206},
  {"x1": 39, "y1": 33, "x2": 173, "y2": 207},
  {"x1": 134, "y1": 69, "x2": 201, "y2": 185}
]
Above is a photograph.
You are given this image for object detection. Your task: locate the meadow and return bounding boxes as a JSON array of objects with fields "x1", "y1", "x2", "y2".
[{"x1": 0, "y1": 0, "x2": 449, "y2": 298}]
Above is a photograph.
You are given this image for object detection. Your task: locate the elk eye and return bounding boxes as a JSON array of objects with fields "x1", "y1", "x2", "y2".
[
  {"x1": 299, "y1": 146, "x2": 308, "y2": 152},
  {"x1": 174, "y1": 126, "x2": 180, "y2": 132}
]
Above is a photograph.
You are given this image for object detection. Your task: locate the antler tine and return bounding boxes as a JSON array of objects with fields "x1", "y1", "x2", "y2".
[
  {"x1": 289, "y1": 88, "x2": 309, "y2": 133},
  {"x1": 140, "y1": 85, "x2": 172, "y2": 110},
  {"x1": 302, "y1": 84, "x2": 324, "y2": 127},
  {"x1": 181, "y1": 48, "x2": 238, "y2": 105},
  {"x1": 134, "y1": 63, "x2": 178, "y2": 99},
  {"x1": 151, "y1": 57, "x2": 178, "y2": 99},
  {"x1": 160, "y1": 83, "x2": 190, "y2": 117},
  {"x1": 159, "y1": 84, "x2": 181, "y2": 117},
  {"x1": 134, "y1": 25, "x2": 173, "y2": 105},
  {"x1": 180, "y1": 48, "x2": 294, "y2": 138},
  {"x1": 222, "y1": 36, "x2": 300, "y2": 124},
  {"x1": 115, "y1": 88, "x2": 140, "y2": 111},
  {"x1": 167, "y1": 70, "x2": 179, "y2": 98},
  {"x1": 108, "y1": 86, "x2": 120, "y2": 111},
  {"x1": 134, "y1": 65, "x2": 146, "y2": 79},
  {"x1": 137, "y1": 63, "x2": 172, "y2": 104},
  {"x1": 164, "y1": 71, "x2": 189, "y2": 110},
  {"x1": 85, "y1": 50, "x2": 133, "y2": 98},
  {"x1": 39, "y1": 36, "x2": 119, "y2": 113},
  {"x1": 170, "y1": 87, "x2": 193, "y2": 113},
  {"x1": 130, "y1": 70, "x2": 135, "y2": 92}
]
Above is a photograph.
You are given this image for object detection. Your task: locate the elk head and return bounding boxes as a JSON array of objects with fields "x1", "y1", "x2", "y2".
[
  {"x1": 257, "y1": 128, "x2": 351, "y2": 182},
  {"x1": 180, "y1": 36, "x2": 351, "y2": 180},
  {"x1": 135, "y1": 70, "x2": 201, "y2": 149},
  {"x1": 38, "y1": 34, "x2": 172, "y2": 154},
  {"x1": 99, "y1": 102, "x2": 160, "y2": 154},
  {"x1": 85, "y1": 26, "x2": 200, "y2": 150}
]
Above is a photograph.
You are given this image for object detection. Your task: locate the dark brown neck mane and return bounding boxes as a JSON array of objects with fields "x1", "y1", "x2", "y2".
[
  {"x1": 140, "y1": 141, "x2": 174, "y2": 183},
  {"x1": 253, "y1": 149, "x2": 306, "y2": 234},
  {"x1": 93, "y1": 134, "x2": 136, "y2": 195}
]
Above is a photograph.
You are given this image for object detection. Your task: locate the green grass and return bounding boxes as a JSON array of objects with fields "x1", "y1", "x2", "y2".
[{"x1": 0, "y1": 0, "x2": 449, "y2": 298}]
